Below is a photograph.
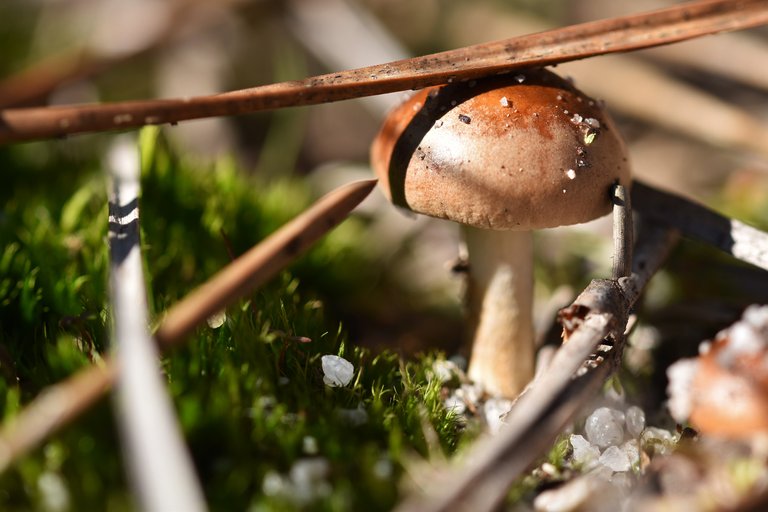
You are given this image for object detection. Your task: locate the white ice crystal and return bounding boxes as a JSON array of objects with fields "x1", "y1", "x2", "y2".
[
  {"x1": 432, "y1": 359, "x2": 460, "y2": 383},
  {"x1": 261, "y1": 458, "x2": 332, "y2": 506},
  {"x1": 585, "y1": 407, "x2": 624, "y2": 448},
  {"x1": 444, "y1": 395, "x2": 467, "y2": 415},
  {"x1": 570, "y1": 434, "x2": 600, "y2": 469},
  {"x1": 37, "y1": 471, "x2": 70, "y2": 512},
  {"x1": 599, "y1": 445, "x2": 631, "y2": 472},
  {"x1": 336, "y1": 404, "x2": 368, "y2": 426},
  {"x1": 642, "y1": 427, "x2": 677, "y2": 456},
  {"x1": 206, "y1": 310, "x2": 226, "y2": 329},
  {"x1": 625, "y1": 406, "x2": 646, "y2": 438},
  {"x1": 321, "y1": 355, "x2": 354, "y2": 387},
  {"x1": 484, "y1": 397, "x2": 514, "y2": 435}
]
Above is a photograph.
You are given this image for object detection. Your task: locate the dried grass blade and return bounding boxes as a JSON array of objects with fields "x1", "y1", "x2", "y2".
[
  {"x1": 107, "y1": 138, "x2": 206, "y2": 511},
  {"x1": 0, "y1": 178, "x2": 376, "y2": 473},
  {"x1": 1, "y1": 0, "x2": 766, "y2": 143}
]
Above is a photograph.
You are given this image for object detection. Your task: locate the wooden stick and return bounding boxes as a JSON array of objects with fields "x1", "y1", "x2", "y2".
[
  {"x1": 1, "y1": 0, "x2": 766, "y2": 143},
  {"x1": 0, "y1": 178, "x2": 376, "y2": 473},
  {"x1": 632, "y1": 180, "x2": 768, "y2": 272}
]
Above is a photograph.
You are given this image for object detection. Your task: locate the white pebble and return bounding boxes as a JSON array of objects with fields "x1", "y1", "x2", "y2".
[
  {"x1": 584, "y1": 117, "x2": 601, "y2": 129},
  {"x1": 625, "y1": 406, "x2": 646, "y2": 437},
  {"x1": 432, "y1": 359, "x2": 459, "y2": 382},
  {"x1": 456, "y1": 382, "x2": 483, "y2": 406},
  {"x1": 303, "y1": 435, "x2": 318, "y2": 455},
  {"x1": 290, "y1": 458, "x2": 332, "y2": 504},
  {"x1": 37, "y1": 471, "x2": 70, "y2": 512},
  {"x1": 444, "y1": 395, "x2": 467, "y2": 415},
  {"x1": 570, "y1": 434, "x2": 600, "y2": 469},
  {"x1": 585, "y1": 407, "x2": 624, "y2": 448},
  {"x1": 290, "y1": 458, "x2": 329, "y2": 486},
  {"x1": 566, "y1": 169, "x2": 576, "y2": 180},
  {"x1": 321, "y1": 355, "x2": 354, "y2": 387},
  {"x1": 642, "y1": 427, "x2": 677, "y2": 456},
  {"x1": 206, "y1": 310, "x2": 226, "y2": 329},
  {"x1": 621, "y1": 440, "x2": 640, "y2": 469},
  {"x1": 484, "y1": 397, "x2": 514, "y2": 434},
  {"x1": 336, "y1": 404, "x2": 368, "y2": 426},
  {"x1": 499, "y1": 96, "x2": 510, "y2": 107},
  {"x1": 599, "y1": 445, "x2": 631, "y2": 472},
  {"x1": 262, "y1": 470, "x2": 287, "y2": 496}
]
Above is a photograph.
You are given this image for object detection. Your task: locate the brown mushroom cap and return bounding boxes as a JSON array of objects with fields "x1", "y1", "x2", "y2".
[{"x1": 371, "y1": 69, "x2": 631, "y2": 230}]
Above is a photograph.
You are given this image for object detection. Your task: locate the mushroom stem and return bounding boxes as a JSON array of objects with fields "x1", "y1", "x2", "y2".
[{"x1": 463, "y1": 226, "x2": 534, "y2": 398}]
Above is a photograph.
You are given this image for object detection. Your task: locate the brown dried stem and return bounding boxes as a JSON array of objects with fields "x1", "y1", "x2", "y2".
[
  {"x1": 0, "y1": 179, "x2": 376, "y2": 473},
  {"x1": 1, "y1": 0, "x2": 766, "y2": 143}
]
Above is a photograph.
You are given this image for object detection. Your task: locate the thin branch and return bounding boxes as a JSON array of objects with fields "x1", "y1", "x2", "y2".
[
  {"x1": 395, "y1": 221, "x2": 680, "y2": 512},
  {"x1": 0, "y1": 178, "x2": 376, "y2": 473},
  {"x1": 632, "y1": 180, "x2": 768, "y2": 272},
  {"x1": 612, "y1": 183, "x2": 633, "y2": 279},
  {"x1": 1, "y1": 0, "x2": 766, "y2": 143},
  {"x1": 107, "y1": 137, "x2": 206, "y2": 511}
]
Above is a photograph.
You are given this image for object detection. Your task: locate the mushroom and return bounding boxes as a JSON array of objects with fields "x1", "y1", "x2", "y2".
[
  {"x1": 370, "y1": 69, "x2": 631, "y2": 398},
  {"x1": 667, "y1": 304, "x2": 768, "y2": 438}
]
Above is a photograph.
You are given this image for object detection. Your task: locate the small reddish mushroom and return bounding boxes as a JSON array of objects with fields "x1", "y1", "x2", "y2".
[
  {"x1": 668, "y1": 305, "x2": 768, "y2": 438},
  {"x1": 371, "y1": 69, "x2": 631, "y2": 398}
]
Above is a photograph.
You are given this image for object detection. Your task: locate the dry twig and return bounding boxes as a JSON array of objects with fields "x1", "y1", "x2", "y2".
[
  {"x1": 0, "y1": 178, "x2": 376, "y2": 473},
  {"x1": 1, "y1": 0, "x2": 766, "y2": 143},
  {"x1": 612, "y1": 184, "x2": 633, "y2": 279}
]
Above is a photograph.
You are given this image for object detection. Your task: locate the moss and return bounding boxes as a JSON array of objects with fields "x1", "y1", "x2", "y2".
[{"x1": 0, "y1": 129, "x2": 471, "y2": 510}]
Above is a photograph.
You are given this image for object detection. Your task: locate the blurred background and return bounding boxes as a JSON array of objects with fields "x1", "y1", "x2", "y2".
[
  {"x1": 3, "y1": 1, "x2": 768, "y2": 510},
  {"x1": 3, "y1": 0, "x2": 768, "y2": 383}
]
